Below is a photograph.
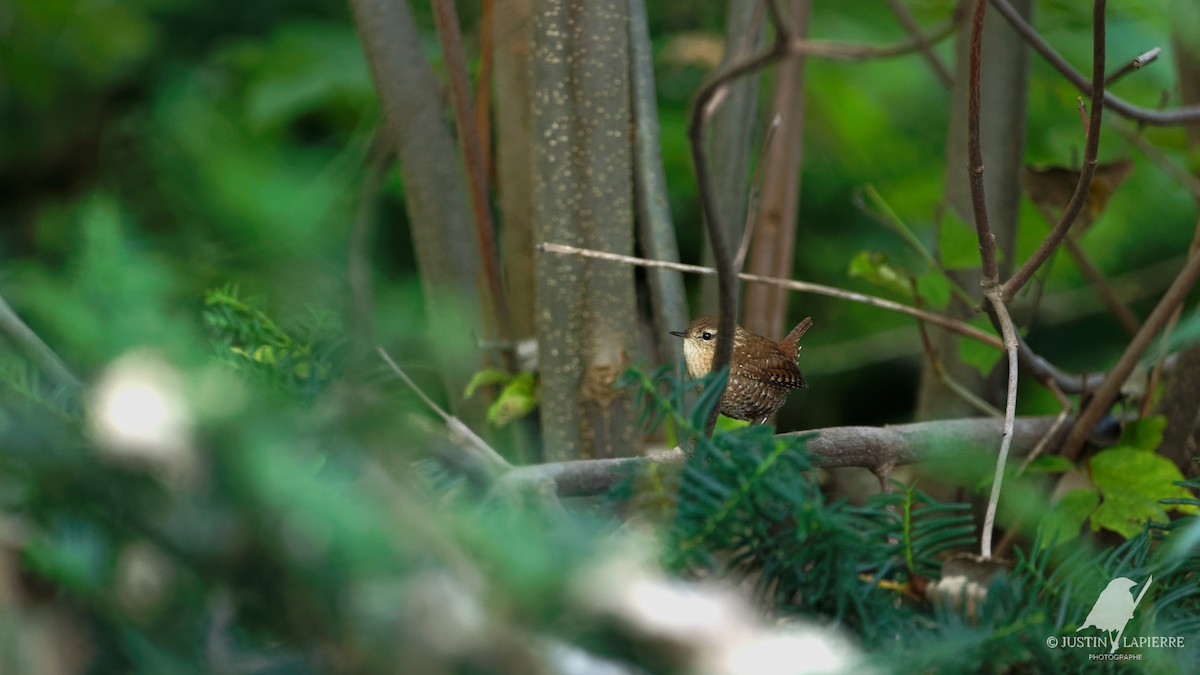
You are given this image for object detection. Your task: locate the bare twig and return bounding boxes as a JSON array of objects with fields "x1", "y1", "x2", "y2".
[
  {"x1": 1141, "y1": 219, "x2": 1200, "y2": 417},
  {"x1": 431, "y1": 0, "x2": 514, "y2": 368},
  {"x1": 0, "y1": 294, "x2": 79, "y2": 392},
  {"x1": 539, "y1": 242, "x2": 1004, "y2": 349},
  {"x1": 964, "y1": 0, "x2": 1023, "y2": 560},
  {"x1": 689, "y1": 0, "x2": 793, "y2": 436},
  {"x1": 377, "y1": 346, "x2": 511, "y2": 473},
  {"x1": 1060, "y1": 249, "x2": 1200, "y2": 460},
  {"x1": 914, "y1": 288, "x2": 1001, "y2": 417},
  {"x1": 1001, "y1": 0, "x2": 1107, "y2": 304},
  {"x1": 1064, "y1": 235, "x2": 1139, "y2": 335},
  {"x1": 884, "y1": 0, "x2": 953, "y2": 87},
  {"x1": 979, "y1": 294, "x2": 1019, "y2": 560},
  {"x1": 1111, "y1": 117, "x2": 1200, "y2": 200},
  {"x1": 1104, "y1": 47, "x2": 1161, "y2": 87},
  {"x1": 857, "y1": 184, "x2": 975, "y2": 307},
  {"x1": 735, "y1": 114, "x2": 783, "y2": 272},
  {"x1": 785, "y1": 21, "x2": 957, "y2": 61},
  {"x1": 965, "y1": 0, "x2": 998, "y2": 283},
  {"x1": 988, "y1": 0, "x2": 1200, "y2": 126}
]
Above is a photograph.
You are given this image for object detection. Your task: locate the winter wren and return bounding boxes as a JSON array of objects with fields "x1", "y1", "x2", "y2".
[{"x1": 670, "y1": 316, "x2": 812, "y2": 423}]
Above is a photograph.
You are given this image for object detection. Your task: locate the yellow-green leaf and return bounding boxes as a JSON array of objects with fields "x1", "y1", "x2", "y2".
[
  {"x1": 486, "y1": 372, "x2": 538, "y2": 427},
  {"x1": 464, "y1": 368, "x2": 512, "y2": 399},
  {"x1": 1039, "y1": 488, "x2": 1099, "y2": 549},
  {"x1": 848, "y1": 251, "x2": 911, "y2": 298},
  {"x1": 1090, "y1": 447, "x2": 1199, "y2": 538}
]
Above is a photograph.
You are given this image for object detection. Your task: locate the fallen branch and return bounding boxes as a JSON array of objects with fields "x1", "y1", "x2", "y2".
[{"x1": 498, "y1": 416, "x2": 1073, "y2": 498}]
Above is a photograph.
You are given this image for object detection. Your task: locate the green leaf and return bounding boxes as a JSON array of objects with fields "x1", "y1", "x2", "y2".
[
  {"x1": 1089, "y1": 447, "x2": 1199, "y2": 538},
  {"x1": 847, "y1": 251, "x2": 912, "y2": 298},
  {"x1": 464, "y1": 368, "x2": 512, "y2": 399},
  {"x1": 486, "y1": 372, "x2": 539, "y2": 427},
  {"x1": 716, "y1": 415, "x2": 751, "y2": 432},
  {"x1": 1039, "y1": 488, "x2": 1099, "y2": 549},
  {"x1": 937, "y1": 211, "x2": 981, "y2": 270},
  {"x1": 1023, "y1": 455, "x2": 1075, "y2": 475},
  {"x1": 916, "y1": 271, "x2": 951, "y2": 310},
  {"x1": 956, "y1": 317, "x2": 1004, "y2": 377},
  {"x1": 1120, "y1": 415, "x2": 1167, "y2": 452}
]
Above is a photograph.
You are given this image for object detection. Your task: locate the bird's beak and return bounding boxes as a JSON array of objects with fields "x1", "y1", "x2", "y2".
[{"x1": 669, "y1": 330, "x2": 686, "y2": 338}]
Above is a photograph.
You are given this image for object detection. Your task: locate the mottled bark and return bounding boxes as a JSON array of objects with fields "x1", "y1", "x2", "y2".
[
  {"x1": 743, "y1": 0, "x2": 810, "y2": 341},
  {"x1": 349, "y1": 0, "x2": 487, "y2": 427},
  {"x1": 918, "y1": 0, "x2": 1031, "y2": 419},
  {"x1": 699, "y1": 0, "x2": 764, "y2": 314},
  {"x1": 532, "y1": 0, "x2": 639, "y2": 460}
]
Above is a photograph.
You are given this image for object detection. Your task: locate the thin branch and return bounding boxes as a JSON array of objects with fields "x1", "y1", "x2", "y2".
[
  {"x1": 784, "y1": 21, "x2": 957, "y2": 61},
  {"x1": 988, "y1": 0, "x2": 1200, "y2": 126},
  {"x1": 914, "y1": 286, "x2": 1001, "y2": 417},
  {"x1": 964, "y1": 0, "x2": 1023, "y2": 560},
  {"x1": 1060, "y1": 248, "x2": 1200, "y2": 460},
  {"x1": 735, "y1": 114, "x2": 783, "y2": 272},
  {"x1": 1104, "y1": 47, "x2": 1160, "y2": 86},
  {"x1": 689, "y1": 0, "x2": 792, "y2": 436},
  {"x1": 884, "y1": 0, "x2": 953, "y2": 87},
  {"x1": 0, "y1": 294, "x2": 80, "y2": 392},
  {"x1": 431, "y1": 0, "x2": 514, "y2": 368},
  {"x1": 539, "y1": 242, "x2": 1004, "y2": 349},
  {"x1": 979, "y1": 294, "x2": 1019, "y2": 560},
  {"x1": 1064, "y1": 235, "x2": 1139, "y2": 335},
  {"x1": 966, "y1": 0, "x2": 999, "y2": 284},
  {"x1": 1142, "y1": 218, "x2": 1200, "y2": 417},
  {"x1": 1001, "y1": 0, "x2": 1107, "y2": 303},
  {"x1": 857, "y1": 184, "x2": 975, "y2": 307},
  {"x1": 1111, "y1": 116, "x2": 1200, "y2": 201},
  {"x1": 377, "y1": 346, "x2": 511, "y2": 474},
  {"x1": 500, "y1": 416, "x2": 1075, "y2": 497}
]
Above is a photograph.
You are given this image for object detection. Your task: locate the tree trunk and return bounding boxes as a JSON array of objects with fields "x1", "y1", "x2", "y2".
[
  {"x1": 349, "y1": 0, "x2": 487, "y2": 427},
  {"x1": 531, "y1": 0, "x2": 640, "y2": 460},
  {"x1": 743, "y1": 0, "x2": 810, "y2": 341}
]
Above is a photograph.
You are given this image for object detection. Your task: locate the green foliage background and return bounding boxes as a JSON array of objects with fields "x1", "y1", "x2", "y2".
[{"x1": 2, "y1": 0, "x2": 1199, "y2": 672}]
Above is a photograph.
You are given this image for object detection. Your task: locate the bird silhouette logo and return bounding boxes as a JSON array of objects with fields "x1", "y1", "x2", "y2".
[{"x1": 1077, "y1": 575, "x2": 1153, "y2": 654}]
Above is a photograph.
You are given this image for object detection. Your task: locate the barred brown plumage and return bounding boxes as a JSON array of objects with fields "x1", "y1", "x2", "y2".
[{"x1": 669, "y1": 315, "x2": 812, "y2": 423}]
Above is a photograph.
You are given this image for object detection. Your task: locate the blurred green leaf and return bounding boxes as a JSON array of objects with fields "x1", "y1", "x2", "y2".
[
  {"x1": 1090, "y1": 447, "x2": 1198, "y2": 538},
  {"x1": 486, "y1": 372, "x2": 539, "y2": 427},
  {"x1": 1121, "y1": 415, "x2": 1167, "y2": 453},
  {"x1": 465, "y1": 368, "x2": 512, "y2": 399},
  {"x1": 956, "y1": 318, "x2": 1004, "y2": 377},
  {"x1": 1039, "y1": 488, "x2": 1099, "y2": 549},
  {"x1": 938, "y1": 211, "x2": 981, "y2": 271},
  {"x1": 916, "y1": 271, "x2": 951, "y2": 309},
  {"x1": 848, "y1": 251, "x2": 911, "y2": 298},
  {"x1": 1023, "y1": 454, "x2": 1075, "y2": 475}
]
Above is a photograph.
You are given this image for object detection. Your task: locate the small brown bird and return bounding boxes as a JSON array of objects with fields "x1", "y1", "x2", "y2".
[{"x1": 670, "y1": 315, "x2": 812, "y2": 423}]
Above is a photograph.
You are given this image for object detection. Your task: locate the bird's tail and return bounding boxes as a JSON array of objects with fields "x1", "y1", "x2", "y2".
[{"x1": 780, "y1": 317, "x2": 814, "y2": 360}]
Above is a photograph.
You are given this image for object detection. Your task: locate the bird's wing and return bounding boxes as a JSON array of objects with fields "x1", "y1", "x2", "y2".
[{"x1": 745, "y1": 349, "x2": 807, "y2": 390}]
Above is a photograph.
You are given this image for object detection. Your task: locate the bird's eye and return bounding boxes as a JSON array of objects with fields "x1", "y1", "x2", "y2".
[{"x1": 701, "y1": 332, "x2": 713, "y2": 341}]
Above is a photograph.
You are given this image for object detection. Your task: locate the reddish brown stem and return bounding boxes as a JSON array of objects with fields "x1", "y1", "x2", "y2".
[
  {"x1": 1001, "y1": 0, "x2": 1106, "y2": 303},
  {"x1": 431, "y1": 0, "x2": 513, "y2": 365}
]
